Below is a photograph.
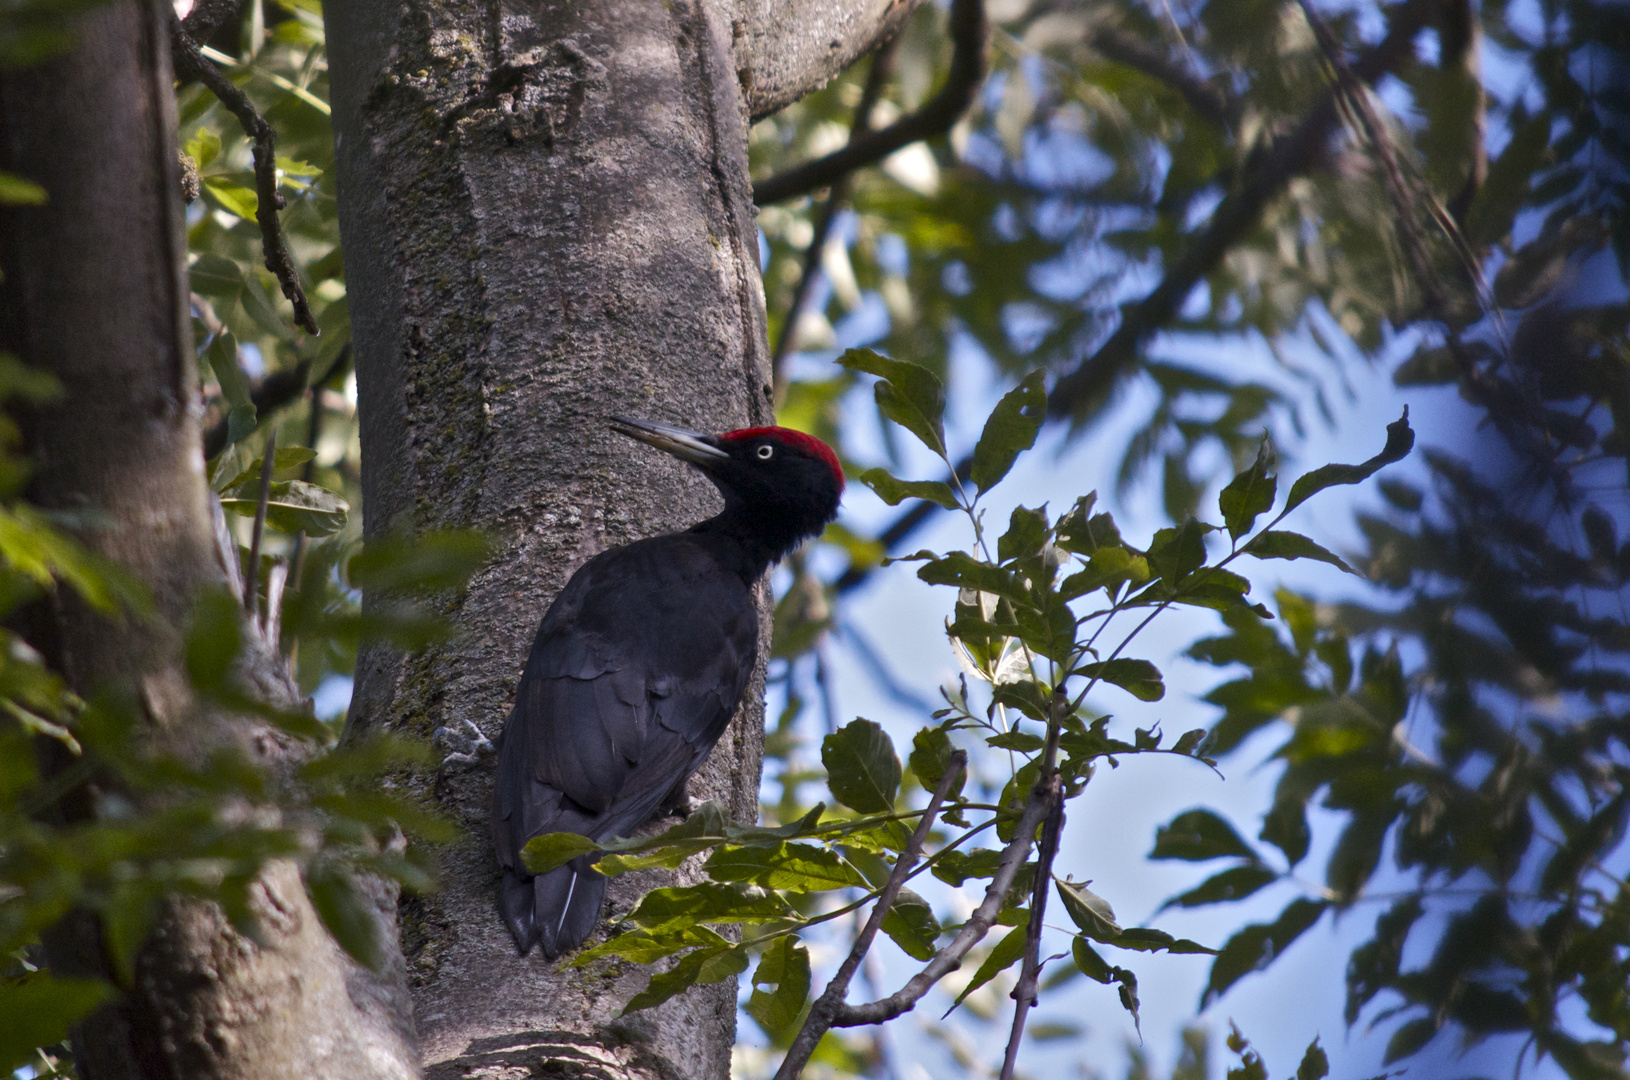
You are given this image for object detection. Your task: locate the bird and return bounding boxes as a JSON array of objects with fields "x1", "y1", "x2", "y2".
[{"x1": 489, "y1": 416, "x2": 844, "y2": 958}]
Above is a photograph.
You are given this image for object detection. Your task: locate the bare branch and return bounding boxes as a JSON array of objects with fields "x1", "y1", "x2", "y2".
[
  {"x1": 999, "y1": 707, "x2": 1067, "y2": 1080},
  {"x1": 830, "y1": 780, "x2": 1051, "y2": 1028},
  {"x1": 753, "y1": 0, "x2": 988, "y2": 206},
  {"x1": 180, "y1": 0, "x2": 246, "y2": 45},
  {"x1": 244, "y1": 426, "x2": 276, "y2": 615},
  {"x1": 774, "y1": 751, "x2": 968, "y2": 1080},
  {"x1": 170, "y1": 15, "x2": 319, "y2": 335}
]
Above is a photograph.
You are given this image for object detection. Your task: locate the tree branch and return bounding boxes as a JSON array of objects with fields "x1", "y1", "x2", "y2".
[
  {"x1": 998, "y1": 708, "x2": 1066, "y2": 1080},
  {"x1": 827, "y1": 0, "x2": 1436, "y2": 599},
  {"x1": 180, "y1": 0, "x2": 246, "y2": 45},
  {"x1": 774, "y1": 751, "x2": 968, "y2": 1080},
  {"x1": 201, "y1": 343, "x2": 351, "y2": 460},
  {"x1": 753, "y1": 0, "x2": 988, "y2": 206},
  {"x1": 170, "y1": 15, "x2": 319, "y2": 335},
  {"x1": 1090, "y1": 26, "x2": 1233, "y2": 127},
  {"x1": 829, "y1": 779, "x2": 1052, "y2": 1028},
  {"x1": 1046, "y1": 0, "x2": 1434, "y2": 420}
]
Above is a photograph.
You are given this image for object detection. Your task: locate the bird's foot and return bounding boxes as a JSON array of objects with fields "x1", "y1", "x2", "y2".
[
  {"x1": 433, "y1": 718, "x2": 496, "y2": 781},
  {"x1": 663, "y1": 788, "x2": 695, "y2": 820}
]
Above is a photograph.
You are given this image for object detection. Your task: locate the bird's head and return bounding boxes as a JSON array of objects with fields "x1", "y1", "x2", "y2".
[{"x1": 610, "y1": 416, "x2": 844, "y2": 561}]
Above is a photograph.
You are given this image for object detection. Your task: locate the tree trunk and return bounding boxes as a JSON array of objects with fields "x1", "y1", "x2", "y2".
[
  {"x1": 326, "y1": 1, "x2": 912, "y2": 1076},
  {"x1": 0, "y1": 4, "x2": 417, "y2": 1077}
]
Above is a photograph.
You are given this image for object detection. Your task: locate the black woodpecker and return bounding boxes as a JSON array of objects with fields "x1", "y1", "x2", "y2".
[{"x1": 491, "y1": 417, "x2": 844, "y2": 957}]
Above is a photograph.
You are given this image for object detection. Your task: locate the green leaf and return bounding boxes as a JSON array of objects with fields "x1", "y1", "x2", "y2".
[
  {"x1": 1284, "y1": 410, "x2": 1414, "y2": 514},
  {"x1": 0, "y1": 974, "x2": 112, "y2": 1072},
  {"x1": 703, "y1": 842, "x2": 865, "y2": 892},
  {"x1": 190, "y1": 252, "x2": 243, "y2": 298},
  {"x1": 971, "y1": 371, "x2": 1047, "y2": 492},
  {"x1": 1059, "y1": 547, "x2": 1149, "y2": 600},
  {"x1": 206, "y1": 333, "x2": 257, "y2": 449},
  {"x1": 1218, "y1": 438, "x2": 1276, "y2": 541},
  {"x1": 1146, "y1": 519, "x2": 1210, "y2": 582},
  {"x1": 1056, "y1": 877, "x2": 1121, "y2": 942},
  {"x1": 909, "y1": 727, "x2": 964, "y2": 799},
  {"x1": 305, "y1": 863, "x2": 387, "y2": 971},
  {"x1": 997, "y1": 505, "x2": 1048, "y2": 561},
  {"x1": 1296, "y1": 1036, "x2": 1330, "y2": 1080},
  {"x1": 520, "y1": 832, "x2": 600, "y2": 874},
  {"x1": 1244, "y1": 531, "x2": 1357, "y2": 575},
  {"x1": 1072, "y1": 936, "x2": 1116, "y2": 982},
  {"x1": 220, "y1": 479, "x2": 350, "y2": 537},
  {"x1": 1151, "y1": 809, "x2": 1258, "y2": 861},
  {"x1": 837, "y1": 348, "x2": 947, "y2": 456},
  {"x1": 951, "y1": 915, "x2": 1030, "y2": 1012},
  {"x1": 1382, "y1": 1017, "x2": 1438, "y2": 1064},
  {"x1": 205, "y1": 176, "x2": 259, "y2": 218},
  {"x1": 622, "y1": 945, "x2": 749, "y2": 1015},
  {"x1": 568, "y1": 925, "x2": 729, "y2": 967},
  {"x1": 857, "y1": 469, "x2": 960, "y2": 510},
  {"x1": 186, "y1": 587, "x2": 244, "y2": 691},
  {"x1": 1200, "y1": 898, "x2": 1328, "y2": 1007},
  {"x1": 626, "y1": 883, "x2": 789, "y2": 928},
  {"x1": 1157, "y1": 864, "x2": 1278, "y2": 910},
  {"x1": 1076, "y1": 658, "x2": 1164, "y2": 701},
  {"x1": 1112, "y1": 927, "x2": 1215, "y2": 954},
  {"x1": 822, "y1": 719, "x2": 901, "y2": 813},
  {"x1": 0, "y1": 170, "x2": 47, "y2": 206},
  {"x1": 216, "y1": 447, "x2": 318, "y2": 491},
  {"x1": 185, "y1": 126, "x2": 221, "y2": 170},
  {"x1": 917, "y1": 552, "x2": 1028, "y2": 604},
  {"x1": 745, "y1": 935, "x2": 811, "y2": 1037},
  {"x1": 880, "y1": 887, "x2": 941, "y2": 960},
  {"x1": 987, "y1": 730, "x2": 1045, "y2": 752},
  {"x1": 346, "y1": 530, "x2": 491, "y2": 593}
]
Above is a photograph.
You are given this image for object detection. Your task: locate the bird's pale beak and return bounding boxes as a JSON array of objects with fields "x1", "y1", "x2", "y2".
[{"x1": 609, "y1": 416, "x2": 730, "y2": 468}]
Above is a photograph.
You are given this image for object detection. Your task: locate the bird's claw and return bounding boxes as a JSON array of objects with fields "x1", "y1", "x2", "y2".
[{"x1": 433, "y1": 718, "x2": 496, "y2": 781}]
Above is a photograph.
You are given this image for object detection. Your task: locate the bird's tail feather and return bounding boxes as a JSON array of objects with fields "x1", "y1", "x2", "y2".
[
  {"x1": 499, "y1": 867, "x2": 542, "y2": 955},
  {"x1": 533, "y1": 855, "x2": 607, "y2": 959}
]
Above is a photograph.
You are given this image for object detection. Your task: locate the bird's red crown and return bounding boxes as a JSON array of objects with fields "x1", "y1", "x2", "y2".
[{"x1": 720, "y1": 426, "x2": 845, "y2": 490}]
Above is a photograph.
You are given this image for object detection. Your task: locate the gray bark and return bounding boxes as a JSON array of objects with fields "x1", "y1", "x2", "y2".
[
  {"x1": 731, "y1": 0, "x2": 924, "y2": 118},
  {"x1": 0, "y1": 4, "x2": 416, "y2": 1077},
  {"x1": 327, "y1": 0, "x2": 905, "y2": 1076}
]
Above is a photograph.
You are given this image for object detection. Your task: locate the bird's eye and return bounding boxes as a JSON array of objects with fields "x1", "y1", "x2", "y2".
[{"x1": 756, "y1": 444, "x2": 774, "y2": 460}]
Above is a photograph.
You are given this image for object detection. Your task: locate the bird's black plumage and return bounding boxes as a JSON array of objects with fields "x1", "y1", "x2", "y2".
[{"x1": 491, "y1": 418, "x2": 843, "y2": 957}]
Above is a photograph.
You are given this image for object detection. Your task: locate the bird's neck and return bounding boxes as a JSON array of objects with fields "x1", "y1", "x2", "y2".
[{"x1": 690, "y1": 506, "x2": 810, "y2": 580}]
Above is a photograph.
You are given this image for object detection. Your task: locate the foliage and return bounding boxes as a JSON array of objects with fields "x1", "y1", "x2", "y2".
[
  {"x1": 4, "y1": 0, "x2": 1627, "y2": 1073},
  {"x1": 521, "y1": 354, "x2": 1409, "y2": 1077}
]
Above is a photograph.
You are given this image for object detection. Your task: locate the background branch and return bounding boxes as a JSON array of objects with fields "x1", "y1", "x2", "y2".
[
  {"x1": 832, "y1": 781, "x2": 1052, "y2": 1028},
  {"x1": 753, "y1": 0, "x2": 988, "y2": 206},
  {"x1": 828, "y1": 0, "x2": 1435, "y2": 597},
  {"x1": 170, "y1": 16, "x2": 320, "y2": 335},
  {"x1": 774, "y1": 751, "x2": 968, "y2": 1080},
  {"x1": 201, "y1": 343, "x2": 351, "y2": 460}
]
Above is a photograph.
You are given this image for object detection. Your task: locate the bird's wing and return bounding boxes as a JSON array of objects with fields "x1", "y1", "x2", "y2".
[{"x1": 491, "y1": 535, "x2": 757, "y2": 876}]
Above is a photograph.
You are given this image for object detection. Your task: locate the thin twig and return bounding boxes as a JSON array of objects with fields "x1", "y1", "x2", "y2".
[
  {"x1": 245, "y1": 427, "x2": 276, "y2": 615},
  {"x1": 754, "y1": 0, "x2": 988, "y2": 206},
  {"x1": 771, "y1": 43, "x2": 896, "y2": 400},
  {"x1": 1090, "y1": 26, "x2": 1233, "y2": 127},
  {"x1": 201, "y1": 343, "x2": 351, "y2": 460},
  {"x1": 774, "y1": 751, "x2": 968, "y2": 1080},
  {"x1": 998, "y1": 701, "x2": 1067, "y2": 1080},
  {"x1": 170, "y1": 15, "x2": 319, "y2": 335},
  {"x1": 831, "y1": 782, "x2": 1052, "y2": 1028}
]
